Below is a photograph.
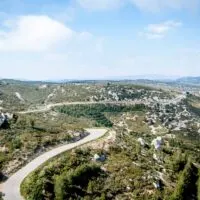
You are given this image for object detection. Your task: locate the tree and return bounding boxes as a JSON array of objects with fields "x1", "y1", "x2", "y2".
[
  {"x1": 198, "y1": 169, "x2": 200, "y2": 200},
  {"x1": 0, "y1": 163, "x2": 3, "y2": 182},
  {"x1": 0, "y1": 192, "x2": 3, "y2": 200},
  {"x1": 100, "y1": 193, "x2": 106, "y2": 200},
  {"x1": 20, "y1": 172, "x2": 44, "y2": 200},
  {"x1": 168, "y1": 151, "x2": 187, "y2": 172},
  {"x1": 30, "y1": 119, "x2": 35, "y2": 128},
  {"x1": 170, "y1": 161, "x2": 198, "y2": 200},
  {"x1": 87, "y1": 181, "x2": 94, "y2": 194},
  {"x1": 54, "y1": 164, "x2": 102, "y2": 200}
]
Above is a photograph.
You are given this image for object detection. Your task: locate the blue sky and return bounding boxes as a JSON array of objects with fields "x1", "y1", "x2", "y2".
[{"x1": 0, "y1": 0, "x2": 200, "y2": 80}]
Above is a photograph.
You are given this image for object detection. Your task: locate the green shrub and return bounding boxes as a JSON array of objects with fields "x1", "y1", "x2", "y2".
[
  {"x1": 170, "y1": 161, "x2": 198, "y2": 200},
  {"x1": 57, "y1": 104, "x2": 145, "y2": 127},
  {"x1": 0, "y1": 152, "x2": 7, "y2": 167},
  {"x1": 21, "y1": 172, "x2": 44, "y2": 200},
  {"x1": 0, "y1": 192, "x2": 3, "y2": 200},
  {"x1": 54, "y1": 164, "x2": 102, "y2": 200},
  {"x1": 169, "y1": 152, "x2": 187, "y2": 173},
  {"x1": 198, "y1": 169, "x2": 200, "y2": 200},
  {"x1": 11, "y1": 137, "x2": 22, "y2": 149}
]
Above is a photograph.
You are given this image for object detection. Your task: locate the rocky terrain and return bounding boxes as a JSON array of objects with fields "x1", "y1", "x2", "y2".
[{"x1": 0, "y1": 80, "x2": 200, "y2": 200}]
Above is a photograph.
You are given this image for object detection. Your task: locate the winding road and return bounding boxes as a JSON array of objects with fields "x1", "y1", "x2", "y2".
[
  {"x1": 17, "y1": 100, "x2": 141, "y2": 114},
  {"x1": 0, "y1": 128, "x2": 108, "y2": 200}
]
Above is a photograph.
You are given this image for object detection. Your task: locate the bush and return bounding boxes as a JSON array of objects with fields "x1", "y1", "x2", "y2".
[
  {"x1": 0, "y1": 153, "x2": 7, "y2": 168},
  {"x1": 170, "y1": 161, "x2": 198, "y2": 200},
  {"x1": 198, "y1": 169, "x2": 200, "y2": 200},
  {"x1": 169, "y1": 152, "x2": 187, "y2": 173},
  {"x1": 11, "y1": 137, "x2": 22, "y2": 149},
  {"x1": 57, "y1": 104, "x2": 145, "y2": 128},
  {"x1": 54, "y1": 164, "x2": 102, "y2": 200},
  {"x1": 21, "y1": 172, "x2": 44, "y2": 200},
  {"x1": 0, "y1": 192, "x2": 3, "y2": 200}
]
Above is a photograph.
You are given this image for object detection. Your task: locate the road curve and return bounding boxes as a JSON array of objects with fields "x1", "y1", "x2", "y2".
[
  {"x1": 18, "y1": 100, "x2": 141, "y2": 114},
  {"x1": 0, "y1": 128, "x2": 107, "y2": 200}
]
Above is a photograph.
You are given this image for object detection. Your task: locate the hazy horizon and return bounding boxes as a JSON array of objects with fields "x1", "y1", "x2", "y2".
[{"x1": 0, "y1": 74, "x2": 183, "y2": 81}]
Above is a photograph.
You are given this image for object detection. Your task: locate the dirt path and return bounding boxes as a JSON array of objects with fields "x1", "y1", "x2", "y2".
[{"x1": 0, "y1": 128, "x2": 108, "y2": 200}]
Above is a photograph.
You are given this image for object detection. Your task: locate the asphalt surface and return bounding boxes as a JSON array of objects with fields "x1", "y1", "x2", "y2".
[
  {"x1": 0, "y1": 128, "x2": 107, "y2": 200},
  {"x1": 18, "y1": 101, "x2": 140, "y2": 114}
]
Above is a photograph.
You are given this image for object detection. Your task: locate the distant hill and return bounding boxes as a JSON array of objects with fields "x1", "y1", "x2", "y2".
[
  {"x1": 176, "y1": 77, "x2": 200, "y2": 85},
  {"x1": 0, "y1": 79, "x2": 57, "y2": 85},
  {"x1": 2, "y1": 76, "x2": 200, "y2": 86}
]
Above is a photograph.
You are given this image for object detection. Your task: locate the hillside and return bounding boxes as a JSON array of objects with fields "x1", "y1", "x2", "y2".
[
  {"x1": 0, "y1": 81, "x2": 200, "y2": 200},
  {"x1": 20, "y1": 89, "x2": 200, "y2": 200}
]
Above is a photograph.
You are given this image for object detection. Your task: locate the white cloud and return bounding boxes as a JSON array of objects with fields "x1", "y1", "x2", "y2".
[
  {"x1": 147, "y1": 21, "x2": 182, "y2": 34},
  {"x1": 0, "y1": 15, "x2": 106, "y2": 80},
  {"x1": 140, "y1": 20, "x2": 182, "y2": 39},
  {"x1": 140, "y1": 33, "x2": 164, "y2": 39},
  {"x1": 0, "y1": 15, "x2": 75, "y2": 52}
]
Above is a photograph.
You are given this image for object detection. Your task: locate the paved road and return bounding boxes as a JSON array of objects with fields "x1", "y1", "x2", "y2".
[
  {"x1": 18, "y1": 100, "x2": 141, "y2": 114},
  {"x1": 0, "y1": 129, "x2": 107, "y2": 200},
  {"x1": 18, "y1": 94, "x2": 185, "y2": 115}
]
